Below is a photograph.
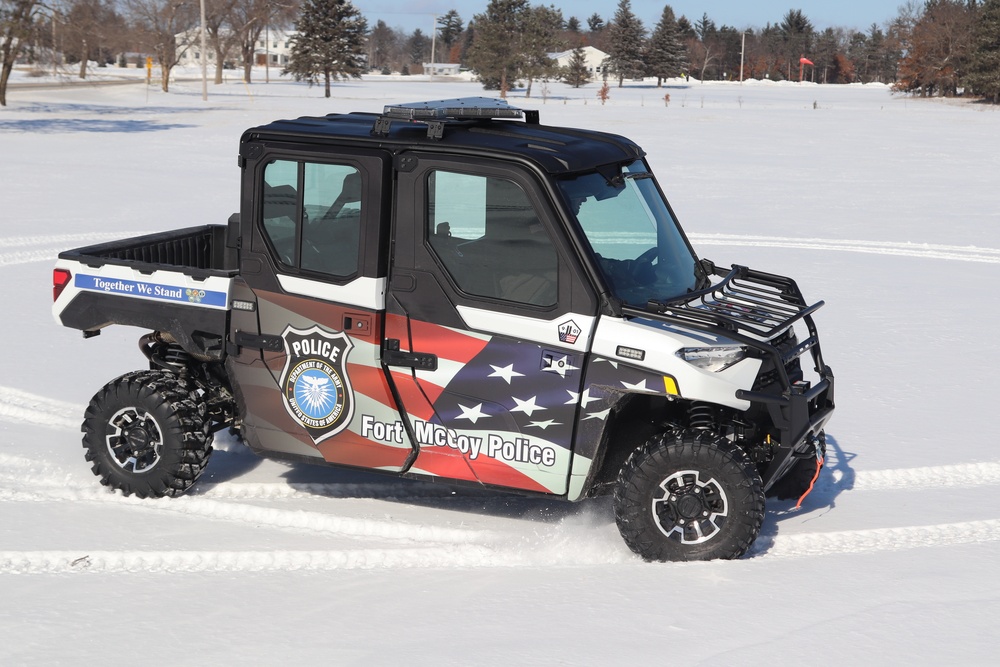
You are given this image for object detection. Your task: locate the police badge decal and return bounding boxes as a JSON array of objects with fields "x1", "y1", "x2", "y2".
[{"x1": 279, "y1": 325, "x2": 355, "y2": 443}]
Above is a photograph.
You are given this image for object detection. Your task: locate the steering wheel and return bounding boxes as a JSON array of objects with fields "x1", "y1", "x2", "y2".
[{"x1": 627, "y1": 246, "x2": 658, "y2": 284}]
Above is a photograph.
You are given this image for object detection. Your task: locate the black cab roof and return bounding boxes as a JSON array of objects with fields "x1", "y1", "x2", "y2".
[{"x1": 241, "y1": 97, "x2": 645, "y2": 175}]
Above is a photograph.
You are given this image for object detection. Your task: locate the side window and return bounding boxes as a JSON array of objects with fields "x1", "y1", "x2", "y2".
[
  {"x1": 427, "y1": 170, "x2": 558, "y2": 307},
  {"x1": 261, "y1": 159, "x2": 362, "y2": 278}
]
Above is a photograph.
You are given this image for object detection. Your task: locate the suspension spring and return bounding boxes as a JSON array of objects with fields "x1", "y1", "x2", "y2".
[
  {"x1": 161, "y1": 344, "x2": 191, "y2": 370},
  {"x1": 687, "y1": 402, "x2": 715, "y2": 430}
]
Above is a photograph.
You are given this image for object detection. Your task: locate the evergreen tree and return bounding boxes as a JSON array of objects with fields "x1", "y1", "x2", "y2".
[
  {"x1": 587, "y1": 13, "x2": 604, "y2": 32},
  {"x1": 467, "y1": 0, "x2": 529, "y2": 96},
  {"x1": 406, "y1": 28, "x2": 431, "y2": 64},
  {"x1": 284, "y1": 0, "x2": 367, "y2": 98},
  {"x1": 967, "y1": 0, "x2": 1000, "y2": 103},
  {"x1": 563, "y1": 43, "x2": 590, "y2": 87},
  {"x1": 646, "y1": 4, "x2": 687, "y2": 86},
  {"x1": 676, "y1": 15, "x2": 696, "y2": 40},
  {"x1": 606, "y1": 0, "x2": 646, "y2": 87},
  {"x1": 521, "y1": 4, "x2": 564, "y2": 97},
  {"x1": 369, "y1": 19, "x2": 398, "y2": 70},
  {"x1": 566, "y1": 16, "x2": 581, "y2": 33},
  {"x1": 779, "y1": 8, "x2": 814, "y2": 79},
  {"x1": 437, "y1": 10, "x2": 464, "y2": 58},
  {"x1": 695, "y1": 12, "x2": 716, "y2": 41}
]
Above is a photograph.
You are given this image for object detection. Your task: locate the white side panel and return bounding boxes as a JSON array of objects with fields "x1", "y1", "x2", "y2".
[
  {"x1": 591, "y1": 317, "x2": 762, "y2": 411},
  {"x1": 52, "y1": 258, "x2": 233, "y2": 323},
  {"x1": 456, "y1": 305, "x2": 596, "y2": 350},
  {"x1": 277, "y1": 274, "x2": 387, "y2": 310}
]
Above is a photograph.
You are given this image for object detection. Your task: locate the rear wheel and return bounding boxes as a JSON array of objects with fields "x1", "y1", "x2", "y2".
[
  {"x1": 82, "y1": 370, "x2": 212, "y2": 498},
  {"x1": 614, "y1": 428, "x2": 765, "y2": 561}
]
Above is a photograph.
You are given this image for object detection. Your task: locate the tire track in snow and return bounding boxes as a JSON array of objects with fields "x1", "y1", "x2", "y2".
[
  {"x1": 689, "y1": 234, "x2": 1000, "y2": 264},
  {"x1": 0, "y1": 232, "x2": 143, "y2": 267},
  {"x1": 0, "y1": 483, "x2": 498, "y2": 545},
  {"x1": 828, "y1": 461, "x2": 1000, "y2": 492},
  {"x1": 754, "y1": 519, "x2": 1000, "y2": 560},
  {"x1": 0, "y1": 387, "x2": 81, "y2": 430},
  {"x1": 0, "y1": 546, "x2": 513, "y2": 574},
  {"x1": 4, "y1": 517, "x2": 1000, "y2": 574}
]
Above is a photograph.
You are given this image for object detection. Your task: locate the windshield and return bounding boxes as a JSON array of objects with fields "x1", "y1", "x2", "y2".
[{"x1": 558, "y1": 160, "x2": 701, "y2": 306}]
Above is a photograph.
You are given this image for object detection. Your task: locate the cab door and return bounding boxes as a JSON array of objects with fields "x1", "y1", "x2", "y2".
[
  {"x1": 228, "y1": 147, "x2": 414, "y2": 471},
  {"x1": 385, "y1": 154, "x2": 601, "y2": 495}
]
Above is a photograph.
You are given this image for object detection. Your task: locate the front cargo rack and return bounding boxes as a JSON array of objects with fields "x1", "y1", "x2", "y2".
[
  {"x1": 621, "y1": 263, "x2": 831, "y2": 399},
  {"x1": 372, "y1": 97, "x2": 539, "y2": 140},
  {"x1": 643, "y1": 264, "x2": 823, "y2": 341}
]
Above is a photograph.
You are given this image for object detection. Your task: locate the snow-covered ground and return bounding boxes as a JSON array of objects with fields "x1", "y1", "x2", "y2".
[{"x1": 2, "y1": 70, "x2": 1000, "y2": 664}]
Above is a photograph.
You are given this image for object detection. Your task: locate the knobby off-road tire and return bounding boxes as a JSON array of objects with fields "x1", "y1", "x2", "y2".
[
  {"x1": 82, "y1": 370, "x2": 212, "y2": 498},
  {"x1": 614, "y1": 428, "x2": 765, "y2": 561},
  {"x1": 766, "y1": 431, "x2": 827, "y2": 500}
]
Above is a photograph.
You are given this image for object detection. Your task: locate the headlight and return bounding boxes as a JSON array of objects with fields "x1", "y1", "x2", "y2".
[{"x1": 677, "y1": 346, "x2": 747, "y2": 372}]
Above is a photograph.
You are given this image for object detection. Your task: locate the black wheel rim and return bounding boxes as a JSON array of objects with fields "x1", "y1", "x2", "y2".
[
  {"x1": 651, "y1": 469, "x2": 730, "y2": 545},
  {"x1": 106, "y1": 407, "x2": 163, "y2": 473}
]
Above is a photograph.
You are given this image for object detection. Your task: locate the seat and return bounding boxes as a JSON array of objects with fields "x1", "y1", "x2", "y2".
[{"x1": 320, "y1": 172, "x2": 362, "y2": 223}]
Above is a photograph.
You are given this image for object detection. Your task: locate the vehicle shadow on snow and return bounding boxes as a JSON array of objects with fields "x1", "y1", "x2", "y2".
[
  {"x1": 194, "y1": 433, "x2": 591, "y2": 522},
  {"x1": 0, "y1": 118, "x2": 194, "y2": 133},
  {"x1": 195, "y1": 432, "x2": 857, "y2": 547},
  {"x1": 13, "y1": 102, "x2": 220, "y2": 115},
  {"x1": 751, "y1": 433, "x2": 856, "y2": 556},
  {"x1": 280, "y1": 462, "x2": 599, "y2": 524}
]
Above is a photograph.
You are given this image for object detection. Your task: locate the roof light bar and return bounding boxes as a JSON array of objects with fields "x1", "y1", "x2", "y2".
[{"x1": 382, "y1": 97, "x2": 528, "y2": 122}]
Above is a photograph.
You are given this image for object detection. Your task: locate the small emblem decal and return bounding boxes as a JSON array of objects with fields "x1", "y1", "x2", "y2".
[
  {"x1": 279, "y1": 325, "x2": 355, "y2": 443},
  {"x1": 557, "y1": 319, "x2": 581, "y2": 345}
]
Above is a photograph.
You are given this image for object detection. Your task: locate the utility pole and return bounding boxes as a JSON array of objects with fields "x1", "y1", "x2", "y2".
[
  {"x1": 199, "y1": 0, "x2": 208, "y2": 100},
  {"x1": 430, "y1": 15, "x2": 437, "y2": 77},
  {"x1": 739, "y1": 31, "x2": 746, "y2": 83}
]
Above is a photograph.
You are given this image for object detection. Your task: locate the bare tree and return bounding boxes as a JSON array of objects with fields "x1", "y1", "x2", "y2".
[
  {"x1": 203, "y1": 0, "x2": 239, "y2": 83},
  {"x1": 1, "y1": 0, "x2": 40, "y2": 105},
  {"x1": 126, "y1": 0, "x2": 198, "y2": 92},
  {"x1": 64, "y1": 0, "x2": 125, "y2": 78},
  {"x1": 894, "y1": 0, "x2": 976, "y2": 97},
  {"x1": 230, "y1": 0, "x2": 296, "y2": 83}
]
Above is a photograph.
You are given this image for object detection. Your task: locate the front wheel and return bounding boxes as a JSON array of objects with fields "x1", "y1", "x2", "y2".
[
  {"x1": 614, "y1": 428, "x2": 765, "y2": 561},
  {"x1": 81, "y1": 370, "x2": 212, "y2": 498}
]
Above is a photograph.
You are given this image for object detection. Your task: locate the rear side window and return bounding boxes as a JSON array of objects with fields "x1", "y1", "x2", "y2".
[{"x1": 261, "y1": 159, "x2": 362, "y2": 278}]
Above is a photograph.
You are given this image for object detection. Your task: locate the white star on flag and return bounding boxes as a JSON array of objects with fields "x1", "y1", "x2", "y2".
[
  {"x1": 527, "y1": 419, "x2": 560, "y2": 430},
  {"x1": 565, "y1": 388, "x2": 601, "y2": 408},
  {"x1": 455, "y1": 402, "x2": 489, "y2": 424},
  {"x1": 583, "y1": 408, "x2": 611, "y2": 421},
  {"x1": 488, "y1": 363, "x2": 524, "y2": 384},
  {"x1": 511, "y1": 395, "x2": 546, "y2": 417},
  {"x1": 621, "y1": 378, "x2": 649, "y2": 391}
]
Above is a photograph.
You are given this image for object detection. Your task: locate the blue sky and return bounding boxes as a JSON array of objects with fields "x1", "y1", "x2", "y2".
[{"x1": 362, "y1": 1, "x2": 906, "y2": 34}]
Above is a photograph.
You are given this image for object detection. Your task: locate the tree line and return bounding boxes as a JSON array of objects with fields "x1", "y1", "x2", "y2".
[{"x1": 3, "y1": 0, "x2": 1000, "y2": 107}]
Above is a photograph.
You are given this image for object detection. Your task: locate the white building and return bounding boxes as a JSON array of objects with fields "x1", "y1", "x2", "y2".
[
  {"x1": 421, "y1": 63, "x2": 462, "y2": 76},
  {"x1": 548, "y1": 46, "x2": 608, "y2": 78},
  {"x1": 174, "y1": 28, "x2": 295, "y2": 69},
  {"x1": 254, "y1": 28, "x2": 295, "y2": 67}
]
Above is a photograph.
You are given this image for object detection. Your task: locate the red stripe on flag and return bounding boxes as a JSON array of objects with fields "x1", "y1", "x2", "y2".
[
  {"x1": 410, "y1": 319, "x2": 489, "y2": 363},
  {"x1": 317, "y1": 438, "x2": 411, "y2": 470},
  {"x1": 389, "y1": 371, "x2": 438, "y2": 421}
]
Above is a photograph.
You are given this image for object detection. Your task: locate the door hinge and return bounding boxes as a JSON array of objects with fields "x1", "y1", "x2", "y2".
[
  {"x1": 382, "y1": 339, "x2": 437, "y2": 371},
  {"x1": 233, "y1": 331, "x2": 284, "y2": 353}
]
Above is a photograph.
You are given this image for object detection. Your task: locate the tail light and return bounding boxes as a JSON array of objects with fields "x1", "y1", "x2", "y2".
[{"x1": 53, "y1": 269, "x2": 71, "y2": 302}]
